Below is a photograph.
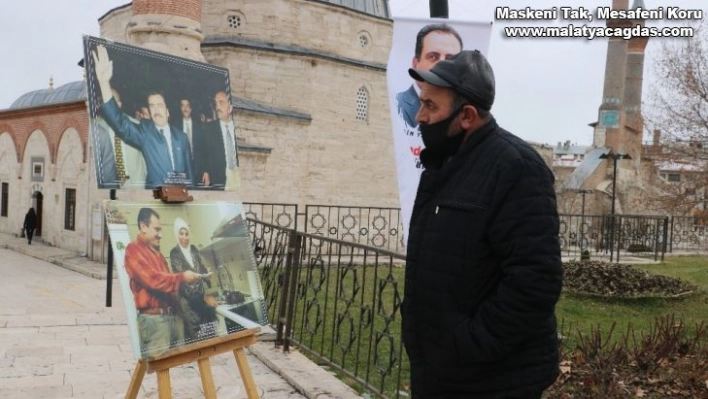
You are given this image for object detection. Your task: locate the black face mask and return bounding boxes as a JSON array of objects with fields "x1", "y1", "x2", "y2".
[{"x1": 419, "y1": 106, "x2": 465, "y2": 158}]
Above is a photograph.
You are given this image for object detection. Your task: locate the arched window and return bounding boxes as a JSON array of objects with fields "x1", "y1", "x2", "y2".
[{"x1": 356, "y1": 86, "x2": 369, "y2": 121}]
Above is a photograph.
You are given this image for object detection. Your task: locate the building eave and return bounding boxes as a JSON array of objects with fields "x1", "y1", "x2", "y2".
[
  {"x1": 239, "y1": 143, "x2": 273, "y2": 155},
  {"x1": 232, "y1": 95, "x2": 312, "y2": 123},
  {"x1": 202, "y1": 36, "x2": 387, "y2": 72}
]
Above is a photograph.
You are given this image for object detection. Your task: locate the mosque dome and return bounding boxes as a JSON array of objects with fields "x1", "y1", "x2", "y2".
[{"x1": 9, "y1": 80, "x2": 86, "y2": 110}]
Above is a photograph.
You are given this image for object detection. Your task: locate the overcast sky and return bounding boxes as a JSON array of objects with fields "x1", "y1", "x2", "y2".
[{"x1": 0, "y1": 0, "x2": 705, "y2": 146}]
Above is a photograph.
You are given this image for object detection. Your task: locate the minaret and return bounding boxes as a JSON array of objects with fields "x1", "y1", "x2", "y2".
[
  {"x1": 622, "y1": 0, "x2": 649, "y2": 160},
  {"x1": 593, "y1": 0, "x2": 632, "y2": 150},
  {"x1": 127, "y1": 0, "x2": 205, "y2": 62}
]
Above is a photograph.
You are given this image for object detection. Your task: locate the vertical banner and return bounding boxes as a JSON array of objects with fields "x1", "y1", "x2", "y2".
[{"x1": 387, "y1": 17, "x2": 493, "y2": 243}]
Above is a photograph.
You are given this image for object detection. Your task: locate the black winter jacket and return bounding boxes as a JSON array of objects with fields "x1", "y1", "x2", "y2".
[{"x1": 402, "y1": 117, "x2": 563, "y2": 398}]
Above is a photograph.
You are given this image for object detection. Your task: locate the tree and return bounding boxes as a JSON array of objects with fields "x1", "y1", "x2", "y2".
[{"x1": 645, "y1": 21, "x2": 708, "y2": 214}]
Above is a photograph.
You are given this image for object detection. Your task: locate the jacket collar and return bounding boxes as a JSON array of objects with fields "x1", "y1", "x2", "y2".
[
  {"x1": 430, "y1": 116, "x2": 498, "y2": 188},
  {"x1": 136, "y1": 234, "x2": 161, "y2": 253},
  {"x1": 456, "y1": 116, "x2": 498, "y2": 158}
]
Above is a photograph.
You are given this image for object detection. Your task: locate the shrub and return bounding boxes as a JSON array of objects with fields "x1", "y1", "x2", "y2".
[
  {"x1": 563, "y1": 260, "x2": 696, "y2": 298},
  {"x1": 547, "y1": 315, "x2": 708, "y2": 398},
  {"x1": 627, "y1": 243, "x2": 653, "y2": 253}
]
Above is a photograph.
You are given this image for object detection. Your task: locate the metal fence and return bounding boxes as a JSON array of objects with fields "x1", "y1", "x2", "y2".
[
  {"x1": 243, "y1": 202, "x2": 300, "y2": 231},
  {"x1": 558, "y1": 214, "x2": 668, "y2": 262},
  {"x1": 242, "y1": 203, "x2": 708, "y2": 259},
  {"x1": 667, "y1": 216, "x2": 708, "y2": 253},
  {"x1": 248, "y1": 218, "x2": 409, "y2": 398},
  {"x1": 304, "y1": 205, "x2": 406, "y2": 255},
  {"x1": 243, "y1": 205, "x2": 708, "y2": 398}
]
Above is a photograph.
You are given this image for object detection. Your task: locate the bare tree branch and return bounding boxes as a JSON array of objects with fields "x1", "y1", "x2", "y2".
[{"x1": 645, "y1": 21, "x2": 708, "y2": 213}]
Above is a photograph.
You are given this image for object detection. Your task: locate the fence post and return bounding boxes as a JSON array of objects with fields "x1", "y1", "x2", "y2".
[
  {"x1": 303, "y1": 205, "x2": 311, "y2": 235},
  {"x1": 662, "y1": 216, "x2": 669, "y2": 262},
  {"x1": 283, "y1": 232, "x2": 302, "y2": 352},
  {"x1": 276, "y1": 229, "x2": 297, "y2": 348},
  {"x1": 615, "y1": 215, "x2": 621, "y2": 263},
  {"x1": 669, "y1": 216, "x2": 674, "y2": 253}
]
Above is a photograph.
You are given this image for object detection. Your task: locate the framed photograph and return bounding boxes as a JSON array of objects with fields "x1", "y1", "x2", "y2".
[
  {"x1": 104, "y1": 200, "x2": 268, "y2": 359},
  {"x1": 84, "y1": 36, "x2": 240, "y2": 191}
]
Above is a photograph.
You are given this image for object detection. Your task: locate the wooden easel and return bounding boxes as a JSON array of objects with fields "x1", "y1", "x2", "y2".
[
  {"x1": 124, "y1": 186, "x2": 260, "y2": 398},
  {"x1": 125, "y1": 328, "x2": 260, "y2": 399}
]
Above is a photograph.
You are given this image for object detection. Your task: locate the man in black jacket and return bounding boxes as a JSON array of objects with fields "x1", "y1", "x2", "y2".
[{"x1": 402, "y1": 50, "x2": 563, "y2": 398}]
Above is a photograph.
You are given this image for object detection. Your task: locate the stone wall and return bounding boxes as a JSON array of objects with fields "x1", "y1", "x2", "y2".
[
  {"x1": 98, "y1": 4, "x2": 131, "y2": 43},
  {"x1": 202, "y1": 46, "x2": 398, "y2": 207},
  {"x1": 98, "y1": 0, "x2": 400, "y2": 209},
  {"x1": 201, "y1": 0, "x2": 391, "y2": 66}
]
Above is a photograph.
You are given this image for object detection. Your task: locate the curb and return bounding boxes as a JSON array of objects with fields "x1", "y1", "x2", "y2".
[
  {"x1": 1, "y1": 240, "x2": 111, "y2": 280},
  {"x1": 249, "y1": 342, "x2": 363, "y2": 399}
]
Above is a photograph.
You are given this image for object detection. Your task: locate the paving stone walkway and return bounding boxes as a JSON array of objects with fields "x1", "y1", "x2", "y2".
[{"x1": 0, "y1": 233, "x2": 361, "y2": 399}]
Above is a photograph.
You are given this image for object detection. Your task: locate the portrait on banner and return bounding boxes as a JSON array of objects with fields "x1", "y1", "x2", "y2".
[{"x1": 386, "y1": 17, "x2": 493, "y2": 242}]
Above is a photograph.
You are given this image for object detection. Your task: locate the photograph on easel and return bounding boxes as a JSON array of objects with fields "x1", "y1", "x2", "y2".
[
  {"x1": 83, "y1": 35, "x2": 240, "y2": 191},
  {"x1": 104, "y1": 200, "x2": 268, "y2": 359}
]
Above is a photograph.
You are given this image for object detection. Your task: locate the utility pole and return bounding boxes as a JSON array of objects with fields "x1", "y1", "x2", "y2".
[
  {"x1": 429, "y1": 0, "x2": 449, "y2": 18},
  {"x1": 573, "y1": 189, "x2": 593, "y2": 252},
  {"x1": 599, "y1": 152, "x2": 632, "y2": 262}
]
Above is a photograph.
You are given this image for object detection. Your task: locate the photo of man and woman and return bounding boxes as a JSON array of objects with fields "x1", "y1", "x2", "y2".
[{"x1": 104, "y1": 200, "x2": 268, "y2": 359}]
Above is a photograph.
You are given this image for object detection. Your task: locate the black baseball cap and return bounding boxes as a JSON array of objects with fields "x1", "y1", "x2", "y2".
[{"x1": 408, "y1": 50, "x2": 495, "y2": 111}]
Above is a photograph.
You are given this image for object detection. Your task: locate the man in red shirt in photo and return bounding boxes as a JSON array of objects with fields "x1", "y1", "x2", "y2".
[{"x1": 124, "y1": 207, "x2": 201, "y2": 357}]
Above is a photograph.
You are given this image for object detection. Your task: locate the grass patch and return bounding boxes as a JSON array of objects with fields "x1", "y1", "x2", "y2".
[{"x1": 557, "y1": 256, "x2": 708, "y2": 347}]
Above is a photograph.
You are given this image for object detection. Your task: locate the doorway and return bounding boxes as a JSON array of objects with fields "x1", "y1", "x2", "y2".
[{"x1": 32, "y1": 191, "x2": 43, "y2": 236}]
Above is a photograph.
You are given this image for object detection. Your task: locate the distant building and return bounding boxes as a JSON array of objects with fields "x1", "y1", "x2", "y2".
[
  {"x1": 552, "y1": 140, "x2": 592, "y2": 168},
  {"x1": 555, "y1": 0, "x2": 678, "y2": 217}
]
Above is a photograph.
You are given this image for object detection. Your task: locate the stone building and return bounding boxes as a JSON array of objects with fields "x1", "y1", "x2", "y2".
[{"x1": 0, "y1": 0, "x2": 398, "y2": 260}]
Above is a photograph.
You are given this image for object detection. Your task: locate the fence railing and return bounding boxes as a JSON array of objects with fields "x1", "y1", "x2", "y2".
[
  {"x1": 244, "y1": 207, "x2": 708, "y2": 398},
  {"x1": 248, "y1": 218, "x2": 409, "y2": 398},
  {"x1": 244, "y1": 202, "x2": 708, "y2": 260},
  {"x1": 667, "y1": 216, "x2": 708, "y2": 253},
  {"x1": 304, "y1": 205, "x2": 406, "y2": 255},
  {"x1": 243, "y1": 202, "x2": 300, "y2": 231}
]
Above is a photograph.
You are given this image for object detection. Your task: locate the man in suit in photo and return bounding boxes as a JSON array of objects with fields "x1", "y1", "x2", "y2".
[
  {"x1": 179, "y1": 98, "x2": 199, "y2": 150},
  {"x1": 93, "y1": 87, "x2": 147, "y2": 188},
  {"x1": 92, "y1": 45, "x2": 194, "y2": 189},
  {"x1": 193, "y1": 90, "x2": 239, "y2": 189},
  {"x1": 396, "y1": 24, "x2": 463, "y2": 129}
]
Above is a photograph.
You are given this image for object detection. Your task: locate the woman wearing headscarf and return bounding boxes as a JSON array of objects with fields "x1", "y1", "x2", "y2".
[
  {"x1": 170, "y1": 217, "x2": 218, "y2": 343},
  {"x1": 23, "y1": 208, "x2": 37, "y2": 245}
]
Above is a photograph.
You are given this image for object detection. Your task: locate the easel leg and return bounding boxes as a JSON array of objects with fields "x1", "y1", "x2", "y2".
[
  {"x1": 197, "y1": 358, "x2": 217, "y2": 399},
  {"x1": 125, "y1": 360, "x2": 147, "y2": 399},
  {"x1": 157, "y1": 369, "x2": 172, "y2": 399},
  {"x1": 233, "y1": 348, "x2": 259, "y2": 399}
]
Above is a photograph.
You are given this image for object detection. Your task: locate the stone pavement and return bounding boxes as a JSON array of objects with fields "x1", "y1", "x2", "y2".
[{"x1": 0, "y1": 232, "x2": 362, "y2": 399}]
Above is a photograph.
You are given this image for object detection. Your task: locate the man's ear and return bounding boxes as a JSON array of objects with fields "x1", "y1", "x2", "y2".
[
  {"x1": 459, "y1": 105, "x2": 479, "y2": 130},
  {"x1": 411, "y1": 56, "x2": 419, "y2": 69}
]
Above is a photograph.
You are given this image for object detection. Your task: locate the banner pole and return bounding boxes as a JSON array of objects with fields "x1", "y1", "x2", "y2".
[
  {"x1": 106, "y1": 188, "x2": 116, "y2": 307},
  {"x1": 429, "y1": 0, "x2": 449, "y2": 18}
]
